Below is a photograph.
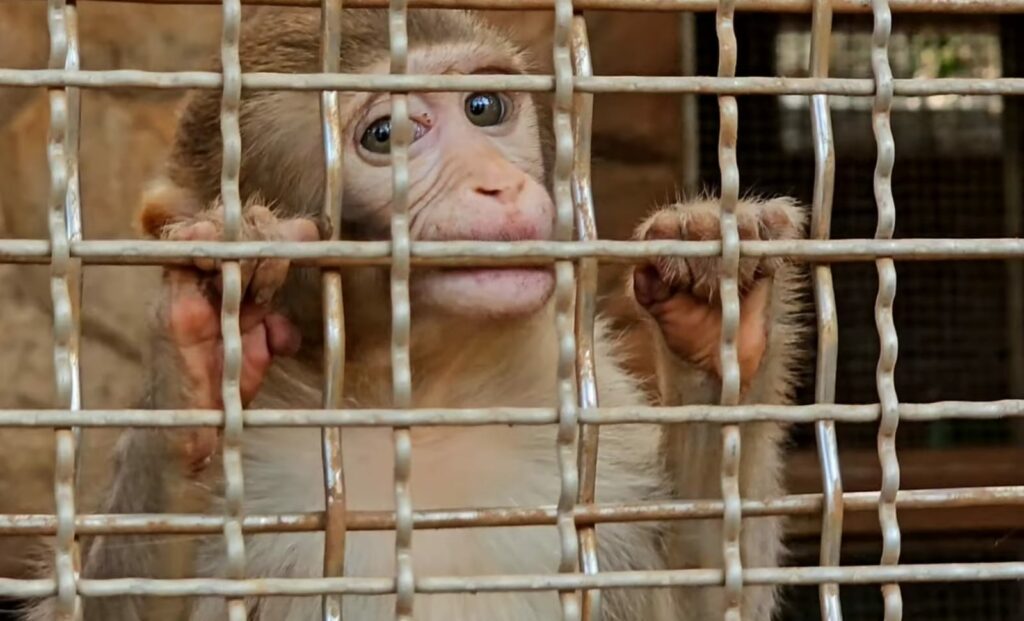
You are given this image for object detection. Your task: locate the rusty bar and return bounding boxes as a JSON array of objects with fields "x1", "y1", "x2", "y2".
[
  {"x1": 11, "y1": 0, "x2": 1024, "y2": 13},
  {"x1": 318, "y1": 0, "x2": 347, "y2": 619},
  {"x1": 6, "y1": 70, "x2": 1024, "y2": 96},
  {"x1": 569, "y1": 14, "x2": 603, "y2": 621},
  {"x1": 2, "y1": 485, "x2": 1023, "y2": 537},
  {"x1": 807, "y1": 0, "x2": 845, "y2": 618},
  {"x1": 1, "y1": 399, "x2": 1023, "y2": 427}
]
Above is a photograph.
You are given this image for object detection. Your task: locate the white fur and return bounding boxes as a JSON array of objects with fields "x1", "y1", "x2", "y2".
[{"x1": 188, "y1": 316, "x2": 683, "y2": 620}]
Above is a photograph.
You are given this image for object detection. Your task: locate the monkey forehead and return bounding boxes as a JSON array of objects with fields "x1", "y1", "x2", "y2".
[
  {"x1": 342, "y1": 43, "x2": 529, "y2": 121},
  {"x1": 361, "y1": 42, "x2": 527, "y2": 79}
]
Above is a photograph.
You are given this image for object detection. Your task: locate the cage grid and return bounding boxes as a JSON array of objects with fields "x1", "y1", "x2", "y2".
[{"x1": 0, "y1": 0, "x2": 1022, "y2": 621}]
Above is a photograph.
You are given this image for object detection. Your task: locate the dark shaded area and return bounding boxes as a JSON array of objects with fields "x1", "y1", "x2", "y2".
[
  {"x1": 779, "y1": 535, "x2": 1024, "y2": 620},
  {"x1": 694, "y1": 13, "x2": 1023, "y2": 451}
]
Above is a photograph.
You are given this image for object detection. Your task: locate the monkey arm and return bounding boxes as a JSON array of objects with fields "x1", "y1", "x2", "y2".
[{"x1": 620, "y1": 195, "x2": 806, "y2": 619}]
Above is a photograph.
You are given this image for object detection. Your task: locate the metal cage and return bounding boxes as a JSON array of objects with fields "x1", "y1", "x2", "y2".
[{"x1": 0, "y1": 0, "x2": 1023, "y2": 620}]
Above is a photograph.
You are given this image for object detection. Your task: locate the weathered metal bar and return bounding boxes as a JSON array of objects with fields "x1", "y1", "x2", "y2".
[
  {"x1": 869, "y1": 0, "x2": 904, "y2": 618},
  {"x1": 5, "y1": 70, "x2": 1024, "y2": 95},
  {"x1": 10, "y1": 0, "x2": 1024, "y2": 13},
  {"x1": 216, "y1": 0, "x2": 249, "y2": 618},
  {"x1": 5, "y1": 561, "x2": 1024, "y2": 602},
  {"x1": 6, "y1": 238, "x2": 1024, "y2": 267},
  {"x1": 552, "y1": 1, "x2": 583, "y2": 619},
  {"x1": 569, "y1": 14, "x2": 603, "y2": 621},
  {"x1": 1, "y1": 400, "x2": 1023, "y2": 427},
  {"x1": 386, "y1": 2, "x2": 415, "y2": 619},
  {"x1": 45, "y1": 0, "x2": 84, "y2": 616},
  {"x1": 318, "y1": 0, "x2": 347, "y2": 619},
  {"x1": 2, "y1": 485, "x2": 1023, "y2": 536},
  {"x1": 713, "y1": 0, "x2": 745, "y2": 617},
  {"x1": 807, "y1": 0, "x2": 845, "y2": 617}
]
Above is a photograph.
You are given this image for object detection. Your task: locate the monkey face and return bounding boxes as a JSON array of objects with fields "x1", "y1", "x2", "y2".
[{"x1": 342, "y1": 53, "x2": 556, "y2": 321}]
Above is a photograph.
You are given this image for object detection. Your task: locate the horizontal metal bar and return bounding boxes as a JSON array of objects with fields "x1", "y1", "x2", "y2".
[
  {"x1": 0, "y1": 401, "x2": 1021, "y2": 428},
  {"x1": 2, "y1": 239, "x2": 1024, "y2": 267},
  {"x1": 4, "y1": 562, "x2": 1024, "y2": 600},
  {"x1": 11, "y1": 0, "x2": 1024, "y2": 13},
  {"x1": 1, "y1": 70, "x2": 1022, "y2": 95},
  {"x1": 0, "y1": 486, "x2": 1020, "y2": 536}
]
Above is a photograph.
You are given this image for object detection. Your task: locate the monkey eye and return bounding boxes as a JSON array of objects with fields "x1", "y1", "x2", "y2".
[
  {"x1": 359, "y1": 116, "x2": 429, "y2": 155},
  {"x1": 464, "y1": 92, "x2": 508, "y2": 127},
  {"x1": 360, "y1": 117, "x2": 393, "y2": 154}
]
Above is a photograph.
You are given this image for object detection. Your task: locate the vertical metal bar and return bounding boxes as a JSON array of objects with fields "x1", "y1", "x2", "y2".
[
  {"x1": 554, "y1": 1, "x2": 582, "y2": 621},
  {"x1": 64, "y1": 1, "x2": 84, "y2": 485},
  {"x1": 386, "y1": 2, "x2": 414, "y2": 620},
  {"x1": 569, "y1": 14, "x2": 600, "y2": 621},
  {"x1": 47, "y1": 0, "x2": 83, "y2": 617},
  {"x1": 679, "y1": 12, "x2": 700, "y2": 197},
  {"x1": 807, "y1": 1, "x2": 845, "y2": 619},
  {"x1": 218, "y1": 0, "x2": 248, "y2": 617},
  {"x1": 868, "y1": 1, "x2": 903, "y2": 619},
  {"x1": 319, "y1": 1, "x2": 347, "y2": 620},
  {"x1": 713, "y1": 0, "x2": 743, "y2": 619}
]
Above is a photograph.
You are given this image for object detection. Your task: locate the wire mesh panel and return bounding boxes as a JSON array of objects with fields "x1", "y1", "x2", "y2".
[{"x1": 0, "y1": 1, "x2": 1022, "y2": 621}]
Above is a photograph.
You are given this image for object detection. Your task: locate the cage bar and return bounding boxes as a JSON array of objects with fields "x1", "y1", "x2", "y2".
[
  {"x1": 318, "y1": 0, "x2": 348, "y2": 619},
  {"x1": 2, "y1": 483, "x2": 1021, "y2": 537},
  {"x1": 568, "y1": 14, "x2": 603, "y2": 621},
  {"x1": 4, "y1": 237, "x2": 1024, "y2": 267},
  {"x1": 45, "y1": 0, "x2": 85, "y2": 615},
  {"x1": 1, "y1": 400, "x2": 1022, "y2": 428},
  {"x1": 27, "y1": 0, "x2": 1024, "y2": 13},
  {"x1": 713, "y1": 0, "x2": 745, "y2": 617},
  {"x1": 807, "y1": 0, "x2": 845, "y2": 618},
  {"x1": 6, "y1": 70, "x2": 1024, "y2": 95},
  {"x1": 385, "y1": 2, "x2": 415, "y2": 620},
  {"x1": 868, "y1": 1, "x2": 904, "y2": 620},
  {"x1": 0, "y1": 481, "x2": 1019, "y2": 540},
  {"x1": 215, "y1": 0, "x2": 249, "y2": 618},
  {"x1": 5, "y1": 560, "x2": 1024, "y2": 602},
  {"x1": 552, "y1": 1, "x2": 584, "y2": 620}
]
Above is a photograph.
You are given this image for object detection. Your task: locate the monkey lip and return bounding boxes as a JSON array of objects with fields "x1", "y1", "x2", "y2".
[{"x1": 438, "y1": 266, "x2": 553, "y2": 281}]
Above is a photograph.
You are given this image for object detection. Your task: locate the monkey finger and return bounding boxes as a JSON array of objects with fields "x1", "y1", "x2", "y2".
[
  {"x1": 265, "y1": 312, "x2": 301, "y2": 357},
  {"x1": 633, "y1": 264, "x2": 673, "y2": 307},
  {"x1": 239, "y1": 322, "x2": 273, "y2": 406},
  {"x1": 248, "y1": 258, "x2": 290, "y2": 306},
  {"x1": 276, "y1": 217, "x2": 322, "y2": 243},
  {"x1": 181, "y1": 427, "x2": 221, "y2": 476},
  {"x1": 238, "y1": 302, "x2": 274, "y2": 333}
]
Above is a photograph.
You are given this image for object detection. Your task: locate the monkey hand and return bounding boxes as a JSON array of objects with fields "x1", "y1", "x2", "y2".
[
  {"x1": 630, "y1": 197, "x2": 803, "y2": 392},
  {"x1": 145, "y1": 195, "x2": 320, "y2": 474}
]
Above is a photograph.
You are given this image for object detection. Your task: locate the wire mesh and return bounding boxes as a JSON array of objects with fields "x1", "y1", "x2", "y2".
[{"x1": 0, "y1": 1, "x2": 1022, "y2": 620}]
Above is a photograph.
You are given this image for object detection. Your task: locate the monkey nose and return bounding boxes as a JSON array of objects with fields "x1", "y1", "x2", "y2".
[{"x1": 473, "y1": 175, "x2": 527, "y2": 206}]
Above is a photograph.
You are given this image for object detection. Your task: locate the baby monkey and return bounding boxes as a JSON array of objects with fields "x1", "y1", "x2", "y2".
[{"x1": 25, "y1": 8, "x2": 806, "y2": 621}]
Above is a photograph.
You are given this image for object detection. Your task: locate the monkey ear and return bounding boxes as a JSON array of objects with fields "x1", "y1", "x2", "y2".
[{"x1": 137, "y1": 180, "x2": 201, "y2": 239}]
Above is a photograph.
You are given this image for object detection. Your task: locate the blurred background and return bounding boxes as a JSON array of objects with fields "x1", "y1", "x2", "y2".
[{"x1": 0, "y1": 5, "x2": 1021, "y2": 619}]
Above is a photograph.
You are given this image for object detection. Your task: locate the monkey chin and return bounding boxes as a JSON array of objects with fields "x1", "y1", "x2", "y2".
[{"x1": 414, "y1": 267, "x2": 555, "y2": 320}]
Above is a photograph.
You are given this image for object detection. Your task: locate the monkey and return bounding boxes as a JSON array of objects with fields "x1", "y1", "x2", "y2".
[{"x1": 23, "y1": 8, "x2": 807, "y2": 621}]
